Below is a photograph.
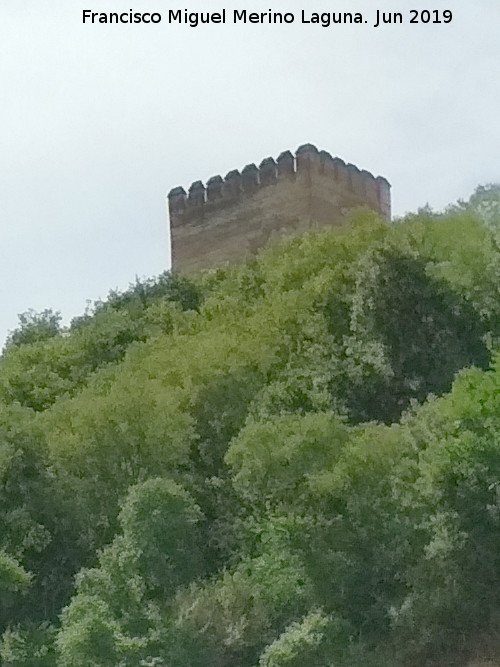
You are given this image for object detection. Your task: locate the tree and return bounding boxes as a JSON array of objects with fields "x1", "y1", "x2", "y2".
[
  {"x1": 5, "y1": 310, "x2": 61, "y2": 349},
  {"x1": 448, "y1": 183, "x2": 500, "y2": 230}
]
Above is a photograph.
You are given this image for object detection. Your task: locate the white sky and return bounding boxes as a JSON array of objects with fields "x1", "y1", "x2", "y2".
[{"x1": 1, "y1": 0, "x2": 499, "y2": 344}]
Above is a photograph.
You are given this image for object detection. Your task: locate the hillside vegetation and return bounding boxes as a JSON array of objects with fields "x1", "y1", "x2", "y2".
[{"x1": 2, "y1": 189, "x2": 500, "y2": 665}]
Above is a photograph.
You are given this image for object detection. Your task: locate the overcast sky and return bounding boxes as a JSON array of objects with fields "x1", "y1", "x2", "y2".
[{"x1": 1, "y1": 0, "x2": 499, "y2": 344}]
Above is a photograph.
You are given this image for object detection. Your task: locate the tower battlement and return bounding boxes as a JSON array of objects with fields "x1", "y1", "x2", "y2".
[{"x1": 168, "y1": 144, "x2": 391, "y2": 272}]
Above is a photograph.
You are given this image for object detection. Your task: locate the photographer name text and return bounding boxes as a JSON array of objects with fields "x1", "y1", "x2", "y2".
[{"x1": 81, "y1": 8, "x2": 454, "y2": 27}]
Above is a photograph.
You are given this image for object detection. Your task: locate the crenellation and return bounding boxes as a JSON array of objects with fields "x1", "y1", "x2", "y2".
[
  {"x1": 223, "y1": 169, "x2": 242, "y2": 200},
  {"x1": 361, "y1": 169, "x2": 379, "y2": 208},
  {"x1": 188, "y1": 180, "x2": 205, "y2": 206},
  {"x1": 319, "y1": 150, "x2": 335, "y2": 175},
  {"x1": 276, "y1": 150, "x2": 294, "y2": 178},
  {"x1": 206, "y1": 175, "x2": 224, "y2": 201},
  {"x1": 360, "y1": 168, "x2": 375, "y2": 181},
  {"x1": 259, "y1": 157, "x2": 278, "y2": 186},
  {"x1": 241, "y1": 163, "x2": 259, "y2": 193},
  {"x1": 168, "y1": 144, "x2": 391, "y2": 271},
  {"x1": 296, "y1": 143, "x2": 321, "y2": 175},
  {"x1": 331, "y1": 157, "x2": 348, "y2": 186},
  {"x1": 376, "y1": 176, "x2": 391, "y2": 219},
  {"x1": 346, "y1": 163, "x2": 365, "y2": 196},
  {"x1": 167, "y1": 186, "x2": 187, "y2": 226}
]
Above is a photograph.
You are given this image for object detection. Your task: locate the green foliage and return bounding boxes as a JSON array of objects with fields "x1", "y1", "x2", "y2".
[
  {"x1": 331, "y1": 247, "x2": 489, "y2": 422},
  {"x1": 0, "y1": 552, "x2": 32, "y2": 618},
  {"x1": 226, "y1": 412, "x2": 348, "y2": 509},
  {"x1": 118, "y1": 478, "x2": 205, "y2": 596},
  {"x1": 5, "y1": 310, "x2": 62, "y2": 349},
  {"x1": 0, "y1": 273, "x2": 202, "y2": 411},
  {"x1": 99, "y1": 272, "x2": 203, "y2": 313},
  {"x1": 3, "y1": 206, "x2": 500, "y2": 665},
  {"x1": 257, "y1": 609, "x2": 349, "y2": 667},
  {"x1": 172, "y1": 545, "x2": 313, "y2": 667},
  {"x1": 57, "y1": 595, "x2": 122, "y2": 667},
  {"x1": 0, "y1": 405, "x2": 81, "y2": 631},
  {"x1": 448, "y1": 183, "x2": 500, "y2": 230},
  {"x1": 0, "y1": 623, "x2": 56, "y2": 667},
  {"x1": 55, "y1": 479, "x2": 206, "y2": 665}
]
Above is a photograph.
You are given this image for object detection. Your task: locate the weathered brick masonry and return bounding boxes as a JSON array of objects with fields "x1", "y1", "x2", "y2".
[{"x1": 167, "y1": 143, "x2": 391, "y2": 272}]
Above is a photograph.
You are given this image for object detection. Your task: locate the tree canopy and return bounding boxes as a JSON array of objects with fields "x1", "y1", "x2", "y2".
[{"x1": 1, "y1": 191, "x2": 500, "y2": 665}]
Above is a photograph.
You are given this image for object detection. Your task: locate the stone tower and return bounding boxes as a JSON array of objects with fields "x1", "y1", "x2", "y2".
[{"x1": 168, "y1": 144, "x2": 391, "y2": 273}]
